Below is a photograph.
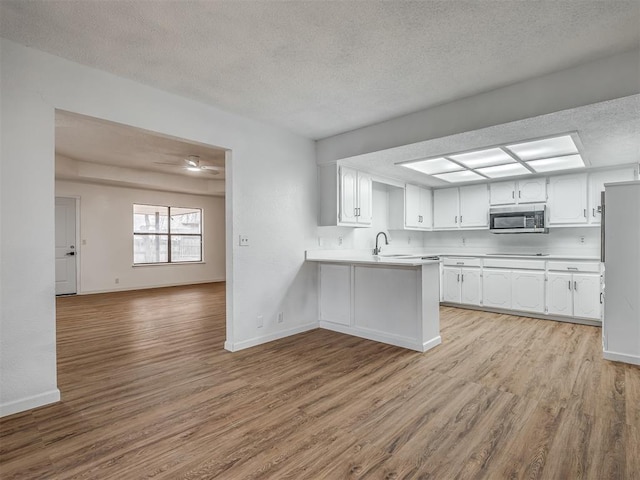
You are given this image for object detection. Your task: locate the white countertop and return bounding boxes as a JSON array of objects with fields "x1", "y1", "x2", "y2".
[
  {"x1": 306, "y1": 249, "x2": 601, "y2": 264},
  {"x1": 305, "y1": 251, "x2": 440, "y2": 267}
]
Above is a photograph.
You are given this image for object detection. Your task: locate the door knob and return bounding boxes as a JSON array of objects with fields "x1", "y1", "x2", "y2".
[{"x1": 66, "y1": 251, "x2": 75, "y2": 256}]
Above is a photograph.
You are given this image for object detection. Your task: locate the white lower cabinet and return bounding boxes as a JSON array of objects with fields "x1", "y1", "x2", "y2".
[
  {"x1": 442, "y1": 267, "x2": 481, "y2": 305},
  {"x1": 482, "y1": 269, "x2": 512, "y2": 309},
  {"x1": 511, "y1": 270, "x2": 546, "y2": 314},
  {"x1": 546, "y1": 272, "x2": 601, "y2": 320}
]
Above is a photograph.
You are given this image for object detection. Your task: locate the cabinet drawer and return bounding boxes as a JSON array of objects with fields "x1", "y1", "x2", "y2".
[
  {"x1": 442, "y1": 257, "x2": 482, "y2": 267},
  {"x1": 483, "y1": 258, "x2": 546, "y2": 270},
  {"x1": 547, "y1": 261, "x2": 601, "y2": 273}
]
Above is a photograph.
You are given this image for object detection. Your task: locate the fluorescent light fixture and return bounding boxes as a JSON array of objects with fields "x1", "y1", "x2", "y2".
[
  {"x1": 526, "y1": 154, "x2": 585, "y2": 173},
  {"x1": 449, "y1": 148, "x2": 514, "y2": 168},
  {"x1": 433, "y1": 170, "x2": 484, "y2": 183},
  {"x1": 400, "y1": 157, "x2": 463, "y2": 175},
  {"x1": 476, "y1": 162, "x2": 531, "y2": 178},
  {"x1": 506, "y1": 135, "x2": 577, "y2": 161}
]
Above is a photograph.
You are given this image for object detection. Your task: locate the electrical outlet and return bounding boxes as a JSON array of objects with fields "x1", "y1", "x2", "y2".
[
  {"x1": 338, "y1": 236, "x2": 343, "y2": 246},
  {"x1": 580, "y1": 236, "x2": 585, "y2": 244},
  {"x1": 277, "y1": 312, "x2": 284, "y2": 324},
  {"x1": 462, "y1": 237, "x2": 466, "y2": 246},
  {"x1": 239, "y1": 235, "x2": 249, "y2": 246},
  {"x1": 257, "y1": 315, "x2": 263, "y2": 328},
  {"x1": 115, "y1": 278, "x2": 119, "y2": 284}
]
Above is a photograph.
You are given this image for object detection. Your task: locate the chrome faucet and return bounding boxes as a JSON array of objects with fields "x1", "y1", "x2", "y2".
[{"x1": 373, "y1": 231, "x2": 389, "y2": 255}]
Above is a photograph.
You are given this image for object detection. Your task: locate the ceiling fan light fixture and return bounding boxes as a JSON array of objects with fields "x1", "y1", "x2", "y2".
[{"x1": 186, "y1": 166, "x2": 201, "y2": 172}]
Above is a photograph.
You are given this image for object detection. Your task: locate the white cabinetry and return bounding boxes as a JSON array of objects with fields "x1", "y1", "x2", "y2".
[
  {"x1": 404, "y1": 184, "x2": 433, "y2": 229},
  {"x1": 587, "y1": 167, "x2": 637, "y2": 225},
  {"x1": 512, "y1": 270, "x2": 546, "y2": 314},
  {"x1": 547, "y1": 173, "x2": 588, "y2": 225},
  {"x1": 433, "y1": 185, "x2": 488, "y2": 230},
  {"x1": 433, "y1": 188, "x2": 459, "y2": 229},
  {"x1": 546, "y1": 261, "x2": 601, "y2": 320},
  {"x1": 441, "y1": 258, "x2": 481, "y2": 306},
  {"x1": 490, "y1": 178, "x2": 547, "y2": 205},
  {"x1": 318, "y1": 164, "x2": 372, "y2": 227},
  {"x1": 482, "y1": 269, "x2": 512, "y2": 309}
]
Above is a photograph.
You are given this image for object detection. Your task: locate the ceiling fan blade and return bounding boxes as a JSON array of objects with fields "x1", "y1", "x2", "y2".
[
  {"x1": 200, "y1": 165, "x2": 223, "y2": 171},
  {"x1": 153, "y1": 161, "x2": 182, "y2": 166}
]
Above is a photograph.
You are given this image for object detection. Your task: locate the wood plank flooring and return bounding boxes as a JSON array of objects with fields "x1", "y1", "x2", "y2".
[{"x1": 1, "y1": 282, "x2": 638, "y2": 479}]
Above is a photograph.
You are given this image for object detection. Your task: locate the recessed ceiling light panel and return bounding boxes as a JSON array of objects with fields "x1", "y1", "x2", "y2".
[
  {"x1": 433, "y1": 170, "x2": 485, "y2": 183},
  {"x1": 449, "y1": 148, "x2": 514, "y2": 168},
  {"x1": 506, "y1": 135, "x2": 578, "y2": 161},
  {"x1": 526, "y1": 154, "x2": 585, "y2": 173},
  {"x1": 400, "y1": 157, "x2": 463, "y2": 175},
  {"x1": 476, "y1": 163, "x2": 531, "y2": 178}
]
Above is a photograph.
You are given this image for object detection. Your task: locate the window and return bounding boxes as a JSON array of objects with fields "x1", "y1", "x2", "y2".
[{"x1": 133, "y1": 204, "x2": 202, "y2": 264}]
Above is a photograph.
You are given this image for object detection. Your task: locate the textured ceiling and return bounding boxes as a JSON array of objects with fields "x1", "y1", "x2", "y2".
[
  {"x1": 56, "y1": 111, "x2": 226, "y2": 179},
  {"x1": 1, "y1": 1, "x2": 639, "y2": 139},
  {"x1": 341, "y1": 95, "x2": 640, "y2": 187}
]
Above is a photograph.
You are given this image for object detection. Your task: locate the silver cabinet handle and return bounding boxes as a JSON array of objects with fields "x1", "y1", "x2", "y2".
[
  {"x1": 567, "y1": 267, "x2": 578, "y2": 271},
  {"x1": 592, "y1": 208, "x2": 596, "y2": 217},
  {"x1": 574, "y1": 281, "x2": 577, "y2": 290},
  {"x1": 461, "y1": 274, "x2": 464, "y2": 282},
  {"x1": 455, "y1": 215, "x2": 458, "y2": 224},
  {"x1": 518, "y1": 191, "x2": 522, "y2": 199},
  {"x1": 512, "y1": 191, "x2": 515, "y2": 199},
  {"x1": 583, "y1": 209, "x2": 587, "y2": 218},
  {"x1": 600, "y1": 292, "x2": 604, "y2": 304},
  {"x1": 460, "y1": 215, "x2": 463, "y2": 223},
  {"x1": 456, "y1": 262, "x2": 464, "y2": 265},
  {"x1": 568, "y1": 280, "x2": 572, "y2": 290},
  {"x1": 457, "y1": 273, "x2": 460, "y2": 282}
]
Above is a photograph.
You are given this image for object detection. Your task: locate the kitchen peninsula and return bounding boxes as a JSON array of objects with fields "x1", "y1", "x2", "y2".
[{"x1": 306, "y1": 251, "x2": 441, "y2": 352}]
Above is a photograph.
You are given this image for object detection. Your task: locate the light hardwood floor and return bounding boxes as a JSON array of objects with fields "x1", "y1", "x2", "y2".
[{"x1": 1, "y1": 283, "x2": 638, "y2": 479}]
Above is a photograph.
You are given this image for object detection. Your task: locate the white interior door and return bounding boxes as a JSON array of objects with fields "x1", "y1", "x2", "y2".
[{"x1": 55, "y1": 197, "x2": 77, "y2": 295}]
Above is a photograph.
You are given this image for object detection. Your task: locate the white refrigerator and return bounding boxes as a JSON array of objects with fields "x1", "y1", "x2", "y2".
[{"x1": 603, "y1": 180, "x2": 640, "y2": 365}]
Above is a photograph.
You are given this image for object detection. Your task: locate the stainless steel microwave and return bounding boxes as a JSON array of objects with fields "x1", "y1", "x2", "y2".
[{"x1": 489, "y1": 204, "x2": 548, "y2": 234}]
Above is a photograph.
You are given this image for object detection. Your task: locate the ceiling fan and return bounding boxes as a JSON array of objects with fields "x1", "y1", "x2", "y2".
[{"x1": 154, "y1": 155, "x2": 223, "y2": 175}]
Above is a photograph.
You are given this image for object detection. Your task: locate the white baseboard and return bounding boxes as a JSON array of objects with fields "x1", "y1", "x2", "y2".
[
  {"x1": 79, "y1": 278, "x2": 225, "y2": 295},
  {"x1": 320, "y1": 321, "x2": 442, "y2": 353},
  {"x1": 0, "y1": 389, "x2": 60, "y2": 418},
  {"x1": 604, "y1": 350, "x2": 640, "y2": 366},
  {"x1": 224, "y1": 322, "x2": 318, "y2": 352}
]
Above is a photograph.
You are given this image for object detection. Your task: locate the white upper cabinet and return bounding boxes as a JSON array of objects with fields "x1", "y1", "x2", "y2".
[
  {"x1": 459, "y1": 185, "x2": 489, "y2": 228},
  {"x1": 318, "y1": 164, "x2": 372, "y2": 227},
  {"x1": 588, "y1": 167, "x2": 637, "y2": 225},
  {"x1": 489, "y1": 178, "x2": 546, "y2": 205},
  {"x1": 434, "y1": 185, "x2": 488, "y2": 230},
  {"x1": 547, "y1": 173, "x2": 588, "y2": 225},
  {"x1": 433, "y1": 188, "x2": 460, "y2": 229},
  {"x1": 405, "y1": 184, "x2": 432, "y2": 229}
]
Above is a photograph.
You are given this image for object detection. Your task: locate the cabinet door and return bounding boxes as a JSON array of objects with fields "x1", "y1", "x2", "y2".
[
  {"x1": 442, "y1": 267, "x2": 461, "y2": 303},
  {"x1": 339, "y1": 167, "x2": 358, "y2": 224},
  {"x1": 419, "y1": 187, "x2": 433, "y2": 229},
  {"x1": 512, "y1": 270, "x2": 545, "y2": 313},
  {"x1": 356, "y1": 171, "x2": 373, "y2": 225},
  {"x1": 405, "y1": 184, "x2": 421, "y2": 228},
  {"x1": 490, "y1": 181, "x2": 516, "y2": 205},
  {"x1": 482, "y1": 269, "x2": 512, "y2": 308},
  {"x1": 588, "y1": 167, "x2": 636, "y2": 225},
  {"x1": 573, "y1": 273, "x2": 601, "y2": 320},
  {"x1": 546, "y1": 272, "x2": 573, "y2": 316},
  {"x1": 433, "y1": 188, "x2": 459, "y2": 229},
  {"x1": 548, "y1": 174, "x2": 588, "y2": 225},
  {"x1": 319, "y1": 264, "x2": 352, "y2": 325},
  {"x1": 460, "y1": 268, "x2": 481, "y2": 306},
  {"x1": 460, "y1": 184, "x2": 489, "y2": 228},
  {"x1": 518, "y1": 178, "x2": 547, "y2": 203}
]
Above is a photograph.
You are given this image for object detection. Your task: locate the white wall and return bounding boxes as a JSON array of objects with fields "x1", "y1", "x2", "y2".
[
  {"x1": 0, "y1": 39, "x2": 318, "y2": 417},
  {"x1": 55, "y1": 180, "x2": 226, "y2": 293}
]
